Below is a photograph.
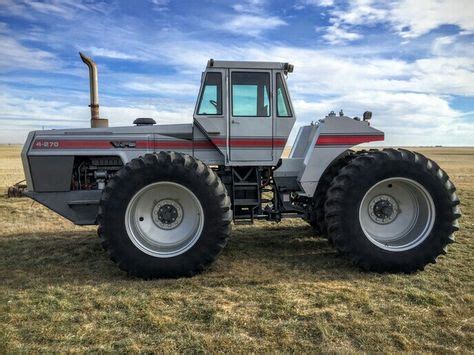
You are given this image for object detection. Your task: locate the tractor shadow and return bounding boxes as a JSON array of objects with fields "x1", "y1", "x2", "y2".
[
  {"x1": 225, "y1": 223, "x2": 361, "y2": 278},
  {"x1": 0, "y1": 224, "x2": 374, "y2": 286}
]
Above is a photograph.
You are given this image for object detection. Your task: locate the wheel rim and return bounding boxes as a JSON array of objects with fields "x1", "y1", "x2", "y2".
[
  {"x1": 125, "y1": 181, "x2": 204, "y2": 258},
  {"x1": 359, "y1": 177, "x2": 435, "y2": 252}
]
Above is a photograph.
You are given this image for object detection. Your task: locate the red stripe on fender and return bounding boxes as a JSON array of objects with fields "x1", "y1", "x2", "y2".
[
  {"x1": 210, "y1": 138, "x2": 226, "y2": 147},
  {"x1": 135, "y1": 140, "x2": 150, "y2": 149},
  {"x1": 136, "y1": 140, "x2": 193, "y2": 149},
  {"x1": 194, "y1": 140, "x2": 216, "y2": 149},
  {"x1": 274, "y1": 138, "x2": 287, "y2": 148},
  {"x1": 230, "y1": 139, "x2": 273, "y2": 148},
  {"x1": 154, "y1": 141, "x2": 193, "y2": 149},
  {"x1": 316, "y1": 134, "x2": 384, "y2": 146}
]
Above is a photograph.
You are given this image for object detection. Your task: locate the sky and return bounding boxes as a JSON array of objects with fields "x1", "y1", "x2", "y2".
[{"x1": 0, "y1": 0, "x2": 473, "y2": 146}]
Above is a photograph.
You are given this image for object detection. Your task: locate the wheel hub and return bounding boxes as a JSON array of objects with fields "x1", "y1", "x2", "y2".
[
  {"x1": 368, "y1": 194, "x2": 398, "y2": 224},
  {"x1": 152, "y1": 199, "x2": 183, "y2": 230},
  {"x1": 359, "y1": 177, "x2": 435, "y2": 252}
]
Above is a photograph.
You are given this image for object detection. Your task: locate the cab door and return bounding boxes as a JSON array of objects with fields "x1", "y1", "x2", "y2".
[
  {"x1": 193, "y1": 69, "x2": 227, "y2": 159},
  {"x1": 228, "y1": 70, "x2": 273, "y2": 163}
]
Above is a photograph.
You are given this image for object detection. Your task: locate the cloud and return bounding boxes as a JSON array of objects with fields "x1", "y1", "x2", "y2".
[
  {"x1": 293, "y1": 93, "x2": 457, "y2": 130},
  {"x1": 0, "y1": 0, "x2": 108, "y2": 20},
  {"x1": 0, "y1": 90, "x2": 194, "y2": 143},
  {"x1": 295, "y1": 0, "x2": 335, "y2": 10},
  {"x1": 391, "y1": 0, "x2": 474, "y2": 38},
  {"x1": 217, "y1": 0, "x2": 287, "y2": 37},
  {"x1": 87, "y1": 47, "x2": 141, "y2": 60},
  {"x1": 294, "y1": 90, "x2": 474, "y2": 146},
  {"x1": 319, "y1": 0, "x2": 474, "y2": 44},
  {"x1": 0, "y1": 22, "x2": 8, "y2": 33},
  {"x1": 220, "y1": 14, "x2": 287, "y2": 37},
  {"x1": 102, "y1": 105, "x2": 193, "y2": 126},
  {"x1": 150, "y1": 0, "x2": 170, "y2": 11},
  {"x1": 0, "y1": 91, "x2": 87, "y2": 126},
  {"x1": 123, "y1": 80, "x2": 198, "y2": 96},
  {"x1": 232, "y1": 0, "x2": 267, "y2": 14},
  {"x1": 321, "y1": 23, "x2": 361, "y2": 44},
  {"x1": 431, "y1": 33, "x2": 474, "y2": 57},
  {"x1": 0, "y1": 34, "x2": 57, "y2": 71},
  {"x1": 0, "y1": 22, "x2": 58, "y2": 71},
  {"x1": 331, "y1": 0, "x2": 387, "y2": 26},
  {"x1": 317, "y1": 0, "x2": 388, "y2": 44},
  {"x1": 285, "y1": 51, "x2": 474, "y2": 97}
]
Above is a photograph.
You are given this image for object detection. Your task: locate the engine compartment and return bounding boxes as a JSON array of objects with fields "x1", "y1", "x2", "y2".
[{"x1": 71, "y1": 156, "x2": 123, "y2": 191}]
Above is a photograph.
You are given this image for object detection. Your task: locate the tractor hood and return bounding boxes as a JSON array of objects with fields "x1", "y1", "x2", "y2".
[
  {"x1": 22, "y1": 123, "x2": 195, "y2": 190},
  {"x1": 31, "y1": 123, "x2": 193, "y2": 141}
]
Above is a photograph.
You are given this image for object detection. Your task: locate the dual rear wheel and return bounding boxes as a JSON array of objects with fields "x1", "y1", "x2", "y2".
[{"x1": 324, "y1": 148, "x2": 460, "y2": 272}]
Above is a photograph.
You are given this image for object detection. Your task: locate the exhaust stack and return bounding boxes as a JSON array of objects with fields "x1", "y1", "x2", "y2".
[{"x1": 79, "y1": 52, "x2": 109, "y2": 128}]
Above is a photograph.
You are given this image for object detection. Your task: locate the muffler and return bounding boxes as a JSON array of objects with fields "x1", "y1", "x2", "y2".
[{"x1": 79, "y1": 52, "x2": 109, "y2": 128}]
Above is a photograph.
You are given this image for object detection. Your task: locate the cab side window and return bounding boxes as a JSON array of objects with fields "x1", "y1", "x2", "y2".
[
  {"x1": 231, "y1": 72, "x2": 271, "y2": 117},
  {"x1": 276, "y1": 73, "x2": 292, "y2": 117},
  {"x1": 197, "y1": 72, "x2": 222, "y2": 115}
]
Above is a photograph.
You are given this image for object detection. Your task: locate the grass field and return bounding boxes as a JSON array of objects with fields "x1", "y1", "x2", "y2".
[{"x1": 1, "y1": 145, "x2": 473, "y2": 352}]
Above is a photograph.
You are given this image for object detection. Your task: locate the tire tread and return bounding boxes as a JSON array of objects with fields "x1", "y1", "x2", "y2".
[
  {"x1": 325, "y1": 148, "x2": 460, "y2": 273},
  {"x1": 97, "y1": 151, "x2": 232, "y2": 278}
]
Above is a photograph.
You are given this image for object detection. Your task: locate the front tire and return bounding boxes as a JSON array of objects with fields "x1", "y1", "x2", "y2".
[
  {"x1": 98, "y1": 152, "x2": 232, "y2": 278},
  {"x1": 325, "y1": 148, "x2": 460, "y2": 273}
]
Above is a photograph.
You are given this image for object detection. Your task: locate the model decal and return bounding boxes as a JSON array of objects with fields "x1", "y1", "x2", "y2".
[
  {"x1": 33, "y1": 140, "x2": 60, "y2": 149},
  {"x1": 33, "y1": 139, "x2": 111, "y2": 149}
]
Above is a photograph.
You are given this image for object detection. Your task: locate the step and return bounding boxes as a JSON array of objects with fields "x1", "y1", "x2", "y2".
[
  {"x1": 233, "y1": 199, "x2": 259, "y2": 206},
  {"x1": 233, "y1": 182, "x2": 259, "y2": 186}
]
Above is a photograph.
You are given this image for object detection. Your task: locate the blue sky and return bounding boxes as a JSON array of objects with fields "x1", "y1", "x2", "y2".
[{"x1": 0, "y1": 0, "x2": 473, "y2": 145}]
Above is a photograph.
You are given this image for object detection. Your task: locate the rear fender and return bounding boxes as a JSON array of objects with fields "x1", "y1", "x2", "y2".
[{"x1": 298, "y1": 117, "x2": 384, "y2": 196}]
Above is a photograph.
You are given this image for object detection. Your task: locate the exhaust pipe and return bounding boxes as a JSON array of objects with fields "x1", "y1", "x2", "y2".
[{"x1": 79, "y1": 52, "x2": 109, "y2": 128}]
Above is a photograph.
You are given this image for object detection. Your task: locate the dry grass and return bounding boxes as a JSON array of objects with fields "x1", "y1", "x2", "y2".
[{"x1": 1, "y1": 145, "x2": 473, "y2": 352}]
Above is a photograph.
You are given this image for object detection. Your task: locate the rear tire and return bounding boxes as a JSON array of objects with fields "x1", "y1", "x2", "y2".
[
  {"x1": 325, "y1": 148, "x2": 460, "y2": 273},
  {"x1": 98, "y1": 152, "x2": 232, "y2": 278}
]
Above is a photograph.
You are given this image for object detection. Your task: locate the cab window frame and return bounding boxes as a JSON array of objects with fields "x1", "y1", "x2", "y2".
[
  {"x1": 276, "y1": 72, "x2": 292, "y2": 117},
  {"x1": 196, "y1": 71, "x2": 223, "y2": 116},
  {"x1": 231, "y1": 71, "x2": 272, "y2": 118}
]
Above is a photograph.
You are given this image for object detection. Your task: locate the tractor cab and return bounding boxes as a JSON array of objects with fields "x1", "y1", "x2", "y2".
[{"x1": 193, "y1": 60, "x2": 296, "y2": 166}]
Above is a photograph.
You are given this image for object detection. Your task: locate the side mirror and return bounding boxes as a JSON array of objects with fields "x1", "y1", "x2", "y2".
[{"x1": 363, "y1": 111, "x2": 372, "y2": 121}]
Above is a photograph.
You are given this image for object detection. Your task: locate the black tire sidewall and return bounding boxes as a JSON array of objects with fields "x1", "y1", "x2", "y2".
[
  {"x1": 337, "y1": 157, "x2": 453, "y2": 269},
  {"x1": 101, "y1": 154, "x2": 230, "y2": 277}
]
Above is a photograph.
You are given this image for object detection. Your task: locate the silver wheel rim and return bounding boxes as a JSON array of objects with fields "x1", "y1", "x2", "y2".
[
  {"x1": 125, "y1": 182, "x2": 204, "y2": 258},
  {"x1": 359, "y1": 177, "x2": 435, "y2": 252}
]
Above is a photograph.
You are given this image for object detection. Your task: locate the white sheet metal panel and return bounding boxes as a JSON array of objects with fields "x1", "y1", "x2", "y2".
[{"x1": 298, "y1": 117, "x2": 384, "y2": 196}]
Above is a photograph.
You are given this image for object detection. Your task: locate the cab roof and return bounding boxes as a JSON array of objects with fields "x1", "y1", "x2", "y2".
[{"x1": 207, "y1": 59, "x2": 294, "y2": 73}]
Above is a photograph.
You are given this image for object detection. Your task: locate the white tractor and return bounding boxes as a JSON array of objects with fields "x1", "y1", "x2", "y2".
[{"x1": 21, "y1": 53, "x2": 460, "y2": 277}]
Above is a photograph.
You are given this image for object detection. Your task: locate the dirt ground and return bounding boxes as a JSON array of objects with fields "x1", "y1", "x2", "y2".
[{"x1": 0, "y1": 145, "x2": 473, "y2": 352}]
